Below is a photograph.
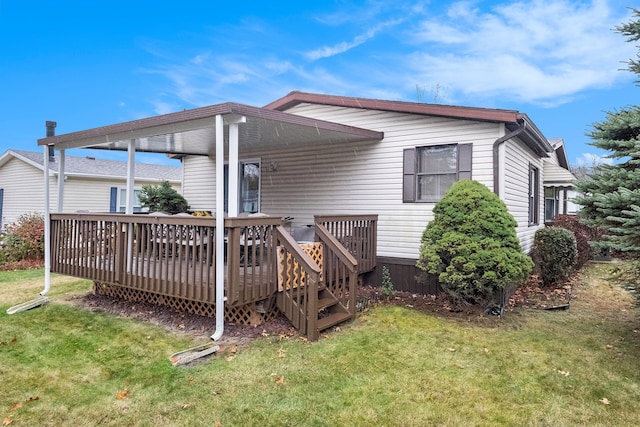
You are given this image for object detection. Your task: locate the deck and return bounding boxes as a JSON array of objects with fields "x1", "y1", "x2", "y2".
[{"x1": 49, "y1": 213, "x2": 377, "y2": 339}]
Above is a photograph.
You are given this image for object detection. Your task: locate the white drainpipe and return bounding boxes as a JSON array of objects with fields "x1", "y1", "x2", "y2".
[
  {"x1": 211, "y1": 114, "x2": 226, "y2": 341},
  {"x1": 42, "y1": 144, "x2": 51, "y2": 296}
]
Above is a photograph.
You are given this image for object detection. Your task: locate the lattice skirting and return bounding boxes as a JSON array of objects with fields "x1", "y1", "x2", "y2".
[{"x1": 93, "y1": 282, "x2": 280, "y2": 326}]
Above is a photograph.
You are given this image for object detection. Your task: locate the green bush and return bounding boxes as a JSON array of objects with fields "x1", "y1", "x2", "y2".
[
  {"x1": 1, "y1": 213, "x2": 45, "y2": 262},
  {"x1": 416, "y1": 180, "x2": 533, "y2": 305},
  {"x1": 552, "y1": 214, "x2": 600, "y2": 270},
  {"x1": 138, "y1": 181, "x2": 189, "y2": 214},
  {"x1": 532, "y1": 227, "x2": 577, "y2": 287}
]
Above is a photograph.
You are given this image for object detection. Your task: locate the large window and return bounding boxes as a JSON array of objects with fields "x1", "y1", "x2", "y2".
[
  {"x1": 528, "y1": 165, "x2": 540, "y2": 225},
  {"x1": 403, "y1": 143, "x2": 472, "y2": 203}
]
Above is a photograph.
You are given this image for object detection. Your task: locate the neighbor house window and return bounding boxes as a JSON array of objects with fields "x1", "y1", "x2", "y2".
[
  {"x1": 544, "y1": 187, "x2": 560, "y2": 222},
  {"x1": 528, "y1": 165, "x2": 540, "y2": 225},
  {"x1": 403, "y1": 143, "x2": 472, "y2": 203},
  {"x1": 117, "y1": 188, "x2": 143, "y2": 213}
]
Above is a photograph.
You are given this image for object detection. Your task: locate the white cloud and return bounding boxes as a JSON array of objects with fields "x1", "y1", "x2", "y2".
[
  {"x1": 304, "y1": 18, "x2": 404, "y2": 60},
  {"x1": 407, "y1": 0, "x2": 636, "y2": 105},
  {"x1": 575, "y1": 152, "x2": 614, "y2": 167}
]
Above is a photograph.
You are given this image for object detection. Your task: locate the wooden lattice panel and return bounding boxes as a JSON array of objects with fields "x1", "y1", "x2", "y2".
[
  {"x1": 277, "y1": 242, "x2": 323, "y2": 291},
  {"x1": 93, "y1": 282, "x2": 278, "y2": 326}
]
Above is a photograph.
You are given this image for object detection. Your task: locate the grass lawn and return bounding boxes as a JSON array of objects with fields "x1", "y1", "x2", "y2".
[{"x1": 1, "y1": 264, "x2": 639, "y2": 426}]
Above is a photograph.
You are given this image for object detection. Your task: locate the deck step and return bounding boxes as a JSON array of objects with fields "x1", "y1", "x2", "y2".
[
  {"x1": 317, "y1": 311, "x2": 352, "y2": 332},
  {"x1": 317, "y1": 296, "x2": 339, "y2": 310}
]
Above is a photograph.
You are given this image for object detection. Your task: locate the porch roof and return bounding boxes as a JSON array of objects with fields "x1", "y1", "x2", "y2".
[
  {"x1": 37, "y1": 102, "x2": 384, "y2": 155},
  {"x1": 544, "y1": 161, "x2": 577, "y2": 187}
]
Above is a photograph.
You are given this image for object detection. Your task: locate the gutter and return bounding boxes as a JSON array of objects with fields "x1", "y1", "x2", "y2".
[{"x1": 493, "y1": 120, "x2": 527, "y2": 196}]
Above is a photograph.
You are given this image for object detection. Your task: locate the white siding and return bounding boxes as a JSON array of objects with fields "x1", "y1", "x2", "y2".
[
  {"x1": 183, "y1": 104, "x2": 507, "y2": 259},
  {"x1": 0, "y1": 157, "x2": 52, "y2": 227},
  {"x1": 502, "y1": 138, "x2": 545, "y2": 253},
  {"x1": 182, "y1": 156, "x2": 216, "y2": 212}
]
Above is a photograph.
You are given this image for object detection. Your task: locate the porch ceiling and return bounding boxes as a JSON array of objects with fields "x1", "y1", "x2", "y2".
[{"x1": 37, "y1": 102, "x2": 383, "y2": 156}]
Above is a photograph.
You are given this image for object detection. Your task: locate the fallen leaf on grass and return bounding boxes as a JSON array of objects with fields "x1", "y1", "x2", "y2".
[
  {"x1": 180, "y1": 403, "x2": 192, "y2": 409},
  {"x1": 115, "y1": 389, "x2": 129, "y2": 399},
  {"x1": 229, "y1": 345, "x2": 238, "y2": 354},
  {"x1": 214, "y1": 421, "x2": 222, "y2": 427},
  {"x1": 26, "y1": 397, "x2": 38, "y2": 403},
  {"x1": 600, "y1": 397, "x2": 611, "y2": 405},
  {"x1": 261, "y1": 330, "x2": 269, "y2": 337},
  {"x1": 3, "y1": 417, "x2": 12, "y2": 425},
  {"x1": 557, "y1": 370, "x2": 570, "y2": 377},
  {"x1": 275, "y1": 375, "x2": 285, "y2": 385},
  {"x1": 278, "y1": 348, "x2": 286, "y2": 358},
  {"x1": 10, "y1": 403, "x2": 22, "y2": 411},
  {"x1": 606, "y1": 344, "x2": 613, "y2": 350},
  {"x1": 447, "y1": 348, "x2": 456, "y2": 352},
  {"x1": 225, "y1": 355, "x2": 235, "y2": 362}
]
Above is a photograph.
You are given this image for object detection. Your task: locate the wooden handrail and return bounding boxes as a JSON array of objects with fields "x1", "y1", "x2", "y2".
[
  {"x1": 275, "y1": 226, "x2": 321, "y2": 276},
  {"x1": 314, "y1": 223, "x2": 357, "y2": 271}
]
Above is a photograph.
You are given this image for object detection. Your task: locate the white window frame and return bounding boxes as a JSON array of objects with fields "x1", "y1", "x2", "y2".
[
  {"x1": 224, "y1": 158, "x2": 261, "y2": 214},
  {"x1": 117, "y1": 187, "x2": 143, "y2": 213}
]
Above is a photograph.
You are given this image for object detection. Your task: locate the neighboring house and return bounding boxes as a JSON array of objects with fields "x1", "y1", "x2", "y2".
[
  {"x1": 0, "y1": 149, "x2": 182, "y2": 228},
  {"x1": 543, "y1": 139, "x2": 578, "y2": 222}
]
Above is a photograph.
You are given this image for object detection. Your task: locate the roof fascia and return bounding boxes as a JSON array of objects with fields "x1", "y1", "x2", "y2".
[{"x1": 265, "y1": 91, "x2": 524, "y2": 124}]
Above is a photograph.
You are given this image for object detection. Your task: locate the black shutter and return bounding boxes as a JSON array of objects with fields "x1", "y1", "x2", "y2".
[
  {"x1": 403, "y1": 148, "x2": 416, "y2": 203},
  {"x1": 457, "y1": 143, "x2": 472, "y2": 180},
  {"x1": 0, "y1": 188, "x2": 4, "y2": 226},
  {"x1": 109, "y1": 187, "x2": 117, "y2": 212}
]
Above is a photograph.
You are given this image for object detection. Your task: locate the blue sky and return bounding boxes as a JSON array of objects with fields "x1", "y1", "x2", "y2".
[{"x1": 0, "y1": 0, "x2": 637, "y2": 167}]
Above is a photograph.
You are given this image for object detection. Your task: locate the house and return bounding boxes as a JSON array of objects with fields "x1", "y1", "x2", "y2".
[
  {"x1": 0, "y1": 149, "x2": 182, "y2": 228},
  {"x1": 27, "y1": 91, "x2": 564, "y2": 340},
  {"x1": 543, "y1": 139, "x2": 579, "y2": 219}
]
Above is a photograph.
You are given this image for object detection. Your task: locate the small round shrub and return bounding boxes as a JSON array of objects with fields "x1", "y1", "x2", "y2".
[
  {"x1": 139, "y1": 181, "x2": 189, "y2": 214},
  {"x1": 416, "y1": 180, "x2": 533, "y2": 305},
  {"x1": 552, "y1": 214, "x2": 598, "y2": 270},
  {"x1": 532, "y1": 226, "x2": 577, "y2": 287}
]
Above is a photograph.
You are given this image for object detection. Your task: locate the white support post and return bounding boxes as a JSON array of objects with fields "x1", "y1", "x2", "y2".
[
  {"x1": 228, "y1": 124, "x2": 239, "y2": 217},
  {"x1": 125, "y1": 140, "x2": 136, "y2": 271},
  {"x1": 57, "y1": 149, "x2": 65, "y2": 213},
  {"x1": 42, "y1": 145, "x2": 51, "y2": 296},
  {"x1": 212, "y1": 114, "x2": 226, "y2": 341}
]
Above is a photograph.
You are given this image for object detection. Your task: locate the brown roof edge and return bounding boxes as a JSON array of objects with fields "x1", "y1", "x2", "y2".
[{"x1": 264, "y1": 91, "x2": 526, "y2": 124}]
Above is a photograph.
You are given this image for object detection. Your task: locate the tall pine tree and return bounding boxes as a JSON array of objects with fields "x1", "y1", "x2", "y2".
[{"x1": 575, "y1": 8, "x2": 640, "y2": 254}]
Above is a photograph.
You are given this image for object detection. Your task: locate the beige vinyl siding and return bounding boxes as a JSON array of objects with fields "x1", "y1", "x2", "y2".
[
  {"x1": 182, "y1": 156, "x2": 217, "y2": 212},
  {"x1": 502, "y1": 137, "x2": 545, "y2": 254},
  {"x1": 0, "y1": 156, "x2": 182, "y2": 226},
  {"x1": 183, "y1": 104, "x2": 504, "y2": 259},
  {"x1": 0, "y1": 157, "x2": 54, "y2": 226}
]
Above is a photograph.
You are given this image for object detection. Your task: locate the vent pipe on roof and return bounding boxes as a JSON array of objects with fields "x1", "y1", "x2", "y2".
[{"x1": 45, "y1": 121, "x2": 57, "y2": 161}]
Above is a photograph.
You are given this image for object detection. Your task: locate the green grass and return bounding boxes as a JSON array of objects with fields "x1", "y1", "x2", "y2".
[{"x1": 1, "y1": 265, "x2": 640, "y2": 426}]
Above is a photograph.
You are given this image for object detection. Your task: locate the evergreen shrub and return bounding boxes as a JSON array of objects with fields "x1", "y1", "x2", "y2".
[
  {"x1": 552, "y1": 214, "x2": 599, "y2": 270},
  {"x1": 139, "y1": 181, "x2": 189, "y2": 214},
  {"x1": 416, "y1": 180, "x2": 533, "y2": 305},
  {"x1": 532, "y1": 227, "x2": 577, "y2": 287}
]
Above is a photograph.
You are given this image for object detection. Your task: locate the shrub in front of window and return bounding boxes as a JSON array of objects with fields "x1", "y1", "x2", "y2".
[
  {"x1": 532, "y1": 227, "x2": 577, "y2": 287},
  {"x1": 551, "y1": 214, "x2": 600, "y2": 270},
  {"x1": 139, "y1": 181, "x2": 190, "y2": 214},
  {"x1": 416, "y1": 180, "x2": 533, "y2": 305}
]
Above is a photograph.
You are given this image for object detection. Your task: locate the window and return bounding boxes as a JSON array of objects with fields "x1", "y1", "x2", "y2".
[
  {"x1": 544, "y1": 187, "x2": 559, "y2": 222},
  {"x1": 115, "y1": 188, "x2": 142, "y2": 213},
  {"x1": 224, "y1": 159, "x2": 261, "y2": 214},
  {"x1": 528, "y1": 165, "x2": 540, "y2": 225},
  {"x1": 403, "y1": 143, "x2": 472, "y2": 203}
]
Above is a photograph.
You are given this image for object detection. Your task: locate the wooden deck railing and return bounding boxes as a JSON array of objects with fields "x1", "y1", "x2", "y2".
[
  {"x1": 315, "y1": 223, "x2": 358, "y2": 315},
  {"x1": 274, "y1": 225, "x2": 321, "y2": 338},
  {"x1": 314, "y1": 214, "x2": 378, "y2": 274}
]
